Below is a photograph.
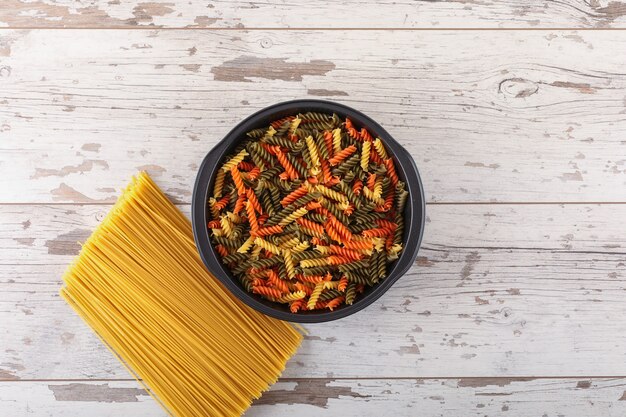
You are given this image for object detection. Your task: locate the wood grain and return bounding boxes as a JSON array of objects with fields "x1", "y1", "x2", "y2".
[
  {"x1": 1, "y1": 0, "x2": 626, "y2": 28},
  {"x1": 2, "y1": 378, "x2": 626, "y2": 416},
  {"x1": 2, "y1": 8, "x2": 626, "y2": 413},
  {"x1": 1, "y1": 203, "x2": 625, "y2": 379},
  {"x1": 1, "y1": 30, "x2": 625, "y2": 204}
]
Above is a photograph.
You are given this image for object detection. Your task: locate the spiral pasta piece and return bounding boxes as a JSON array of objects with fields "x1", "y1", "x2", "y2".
[
  {"x1": 360, "y1": 127, "x2": 373, "y2": 142},
  {"x1": 313, "y1": 185, "x2": 346, "y2": 204},
  {"x1": 305, "y1": 135, "x2": 321, "y2": 170},
  {"x1": 338, "y1": 276, "x2": 349, "y2": 292},
  {"x1": 279, "y1": 291, "x2": 306, "y2": 303},
  {"x1": 322, "y1": 281, "x2": 340, "y2": 290},
  {"x1": 345, "y1": 283, "x2": 357, "y2": 305},
  {"x1": 326, "y1": 296, "x2": 345, "y2": 311},
  {"x1": 232, "y1": 193, "x2": 246, "y2": 215},
  {"x1": 278, "y1": 207, "x2": 309, "y2": 227},
  {"x1": 328, "y1": 216, "x2": 353, "y2": 242},
  {"x1": 220, "y1": 216, "x2": 234, "y2": 238},
  {"x1": 246, "y1": 188, "x2": 264, "y2": 214},
  {"x1": 221, "y1": 149, "x2": 249, "y2": 172},
  {"x1": 298, "y1": 225, "x2": 326, "y2": 240},
  {"x1": 289, "y1": 117, "x2": 301, "y2": 135},
  {"x1": 387, "y1": 243, "x2": 403, "y2": 261},
  {"x1": 280, "y1": 185, "x2": 308, "y2": 207},
  {"x1": 253, "y1": 286, "x2": 283, "y2": 299},
  {"x1": 250, "y1": 245, "x2": 263, "y2": 260},
  {"x1": 213, "y1": 169, "x2": 226, "y2": 198},
  {"x1": 237, "y1": 236, "x2": 255, "y2": 253},
  {"x1": 215, "y1": 244, "x2": 230, "y2": 258},
  {"x1": 299, "y1": 258, "x2": 328, "y2": 268},
  {"x1": 290, "y1": 299, "x2": 304, "y2": 312},
  {"x1": 361, "y1": 140, "x2": 371, "y2": 171},
  {"x1": 247, "y1": 167, "x2": 261, "y2": 180},
  {"x1": 273, "y1": 147, "x2": 299, "y2": 180},
  {"x1": 332, "y1": 128, "x2": 342, "y2": 154},
  {"x1": 361, "y1": 227, "x2": 390, "y2": 238},
  {"x1": 271, "y1": 115, "x2": 295, "y2": 129},
  {"x1": 307, "y1": 282, "x2": 324, "y2": 310},
  {"x1": 343, "y1": 238, "x2": 375, "y2": 251},
  {"x1": 325, "y1": 221, "x2": 344, "y2": 244},
  {"x1": 326, "y1": 256, "x2": 354, "y2": 266},
  {"x1": 396, "y1": 187, "x2": 409, "y2": 213},
  {"x1": 323, "y1": 130, "x2": 335, "y2": 157},
  {"x1": 362, "y1": 186, "x2": 386, "y2": 206},
  {"x1": 296, "y1": 217, "x2": 323, "y2": 232},
  {"x1": 279, "y1": 237, "x2": 300, "y2": 250},
  {"x1": 230, "y1": 166, "x2": 246, "y2": 196},
  {"x1": 345, "y1": 118, "x2": 360, "y2": 139},
  {"x1": 213, "y1": 195, "x2": 230, "y2": 212},
  {"x1": 291, "y1": 241, "x2": 310, "y2": 253},
  {"x1": 369, "y1": 148, "x2": 384, "y2": 165},
  {"x1": 283, "y1": 249, "x2": 297, "y2": 279},
  {"x1": 373, "y1": 176, "x2": 384, "y2": 199},
  {"x1": 265, "y1": 269, "x2": 288, "y2": 292},
  {"x1": 384, "y1": 158, "x2": 399, "y2": 187},
  {"x1": 329, "y1": 245, "x2": 364, "y2": 261},
  {"x1": 253, "y1": 237, "x2": 281, "y2": 256},
  {"x1": 246, "y1": 201, "x2": 260, "y2": 234},
  {"x1": 314, "y1": 244, "x2": 331, "y2": 255},
  {"x1": 253, "y1": 225, "x2": 284, "y2": 238},
  {"x1": 328, "y1": 145, "x2": 357, "y2": 166},
  {"x1": 295, "y1": 274, "x2": 327, "y2": 284},
  {"x1": 373, "y1": 138, "x2": 388, "y2": 159},
  {"x1": 383, "y1": 186, "x2": 395, "y2": 212}
]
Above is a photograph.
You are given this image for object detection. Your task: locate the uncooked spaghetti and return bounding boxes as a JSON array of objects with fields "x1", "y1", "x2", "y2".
[{"x1": 60, "y1": 172, "x2": 302, "y2": 417}]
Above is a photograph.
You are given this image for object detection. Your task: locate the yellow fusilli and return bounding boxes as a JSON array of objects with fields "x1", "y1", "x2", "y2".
[
  {"x1": 220, "y1": 216, "x2": 234, "y2": 238},
  {"x1": 283, "y1": 249, "x2": 297, "y2": 279},
  {"x1": 289, "y1": 117, "x2": 301, "y2": 135},
  {"x1": 236, "y1": 236, "x2": 255, "y2": 253},
  {"x1": 278, "y1": 207, "x2": 309, "y2": 227},
  {"x1": 220, "y1": 149, "x2": 249, "y2": 172},
  {"x1": 253, "y1": 237, "x2": 282, "y2": 255},
  {"x1": 373, "y1": 138, "x2": 388, "y2": 159},
  {"x1": 332, "y1": 128, "x2": 342, "y2": 153},
  {"x1": 315, "y1": 185, "x2": 348, "y2": 203},
  {"x1": 307, "y1": 282, "x2": 324, "y2": 310},
  {"x1": 278, "y1": 291, "x2": 306, "y2": 303},
  {"x1": 314, "y1": 245, "x2": 331, "y2": 255},
  {"x1": 299, "y1": 258, "x2": 328, "y2": 268},
  {"x1": 291, "y1": 241, "x2": 310, "y2": 253},
  {"x1": 361, "y1": 140, "x2": 371, "y2": 171}
]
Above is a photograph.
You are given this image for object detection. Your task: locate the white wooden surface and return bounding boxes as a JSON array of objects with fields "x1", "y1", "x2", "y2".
[
  {"x1": 1, "y1": 30, "x2": 626, "y2": 203},
  {"x1": 2, "y1": 4, "x2": 626, "y2": 416},
  {"x1": 2, "y1": 203, "x2": 626, "y2": 380},
  {"x1": 3, "y1": 378, "x2": 626, "y2": 417},
  {"x1": 1, "y1": 0, "x2": 626, "y2": 28}
]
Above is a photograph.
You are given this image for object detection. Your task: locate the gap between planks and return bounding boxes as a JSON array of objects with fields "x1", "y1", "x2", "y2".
[
  {"x1": 2, "y1": 27, "x2": 626, "y2": 31},
  {"x1": 2, "y1": 202, "x2": 626, "y2": 206},
  {"x1": 5, "y1": 376, "x2": 626, "y2": 383}
]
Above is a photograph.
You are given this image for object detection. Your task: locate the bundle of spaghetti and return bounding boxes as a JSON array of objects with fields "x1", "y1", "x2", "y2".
[{"x1": 60, "y1": 172, "x2": 302, "y2": 417}]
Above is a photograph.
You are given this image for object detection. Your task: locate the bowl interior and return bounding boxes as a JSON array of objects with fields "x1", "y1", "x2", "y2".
[{"x1": 192, "y1": 100, "x2": 425, "y2": 323}]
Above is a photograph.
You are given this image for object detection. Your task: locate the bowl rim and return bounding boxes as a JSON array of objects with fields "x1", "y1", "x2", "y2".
[{"x1": 192, "y1": 99, "x2": 425, "y2": 323}]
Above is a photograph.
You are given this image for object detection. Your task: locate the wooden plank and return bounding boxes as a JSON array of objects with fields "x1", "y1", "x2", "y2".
[
  {"x1": 2, "y1": 378, "x2": 626, "y2": 416},
  {"x1": 1, "y1": 30, "x2": 625, "y2": 203},
  {"x1": 1, "y1": 0, "x2": 626, "y2": 28},
  {"x1": 1, "y1": 203, "x2": 626, "y2": 379}
]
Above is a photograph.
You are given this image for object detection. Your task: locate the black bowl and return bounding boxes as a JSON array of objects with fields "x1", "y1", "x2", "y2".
[{"x1": 192, "y1": 99, "x2": 425, "y2": 323}]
